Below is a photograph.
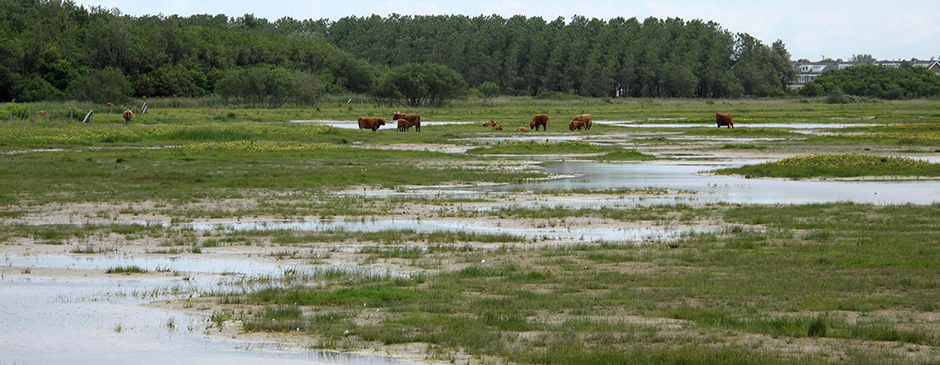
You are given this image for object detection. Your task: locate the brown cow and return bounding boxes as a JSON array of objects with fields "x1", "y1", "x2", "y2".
[
  {"x1": 529, "y1": 114, "x2": 549, "y2": 131},
  {"x1": 516, "y1": 127, "x2": 529, "y2": 132},
  {"x1": 492, "y1": 124, "x2": 503, "y2": 131},
  {"x1": 715, "y1": 113, "x2": 734, "y2": 128},
  {"x1": 105, "y1": 103, "x2": 114, "y2": 107},
  {"x1": 393, "y1": 113, "x2": 421, "y2": 132},
  {"x1": 569, "y1": 120, "x2": 586, "y2": 131},
  {"x1": 482, "y1": 120, "x2": 497, "y2": 127},
  {"x1": 572, "y1": 114, "x2": 593, "y2": 130},
  {"x1": 122, "y1": 109, "x2": 133, "y2": 123},
  {"x1": 397, "y1": 119, "x2": 415, "y2": 132},
  {"x1": 37, "y1": 111, "x2": 49, "y2": 116},
  {"x1": 358, "y1": 117, "x2": 386, "y2": 132}
]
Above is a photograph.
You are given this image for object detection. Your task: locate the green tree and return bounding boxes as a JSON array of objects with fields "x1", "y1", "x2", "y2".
[
  {"x1": 215, "y1": 66, "x2": 324, "y2": 108},
  {"x1": 68, "y1": 66, "x2": 133, "y2": 103},
  {"x1": 371, "y1": 63, "x2": 468, "y2": 107},
  {"x1": 478, "y1": 81, "x2": 500, "y2": 105},
  {"x1": 801, "y1": 64, "x2": 940, "y2": 100},
  {"x1": 850, "y1": 54, "x2": 875, "y2": 65}
]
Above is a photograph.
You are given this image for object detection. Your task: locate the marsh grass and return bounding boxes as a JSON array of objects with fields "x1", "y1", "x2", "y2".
[
  {"x1": 467, "y1": 141, "x2": 620, "y2": 155},
  {"x1": 357, "y1": 246, "x2": 425, "y2": 259},
  {"x1": 715, "y1": 154, "x2": 940, "y2": 178},
  {"x1": 106, "y1": 265, "x2": 149, "y2": 274},
  {"x1": 818, "y1": 123, "x2": 940, "y2": 145},
  {"x1": 517, "y1": 187, "x2": 671, "y2": 195},
  {"x1": 592, "y1": 149, "x2": 658, "y2": 161},
  {"x1": 36, "y1": 239, "x2": 66, "y2": 245},
  {"x1": 0, "y1": 146, "x2": 542, "y2": 204},
  {"x1": 216, "y1": 203, "x2": 940, "y2": 364},
  {"x1": 269, "y1": 229, "x2": 527, "y2": 245},
  {"x1": 720, "y1": 144, "x2": 768, "y2": 150},
  {"x1": 683, "y1": 127, "x2": 800, "y2": 137},
  {"x1": 71, "y1": 244, "x2": 115, "y2": 254}
]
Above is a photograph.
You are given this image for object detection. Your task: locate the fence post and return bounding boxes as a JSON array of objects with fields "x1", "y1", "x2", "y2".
[{"x1": 82, "y1": 109, "x2": 94, "y2": 124}]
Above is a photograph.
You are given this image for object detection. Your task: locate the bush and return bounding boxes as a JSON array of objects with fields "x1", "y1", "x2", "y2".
[
  {"x1": 807, "y1": 317, "x2": 827, "y2": 337},
  {"x1": 0, "y1": 103, "x2": 31, "y2": 120},
  {"x1": 826, "y1": 89, "x2": 848, "y2": 104}
]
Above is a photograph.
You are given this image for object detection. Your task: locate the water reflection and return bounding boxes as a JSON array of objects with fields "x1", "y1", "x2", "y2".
[
  {"x1": 291, "y1": 120, "x2": 475, "y2": 129},
  {"x1": 1, "y1": 252, "x2": 414, "y2": 365},
  {"x1": 479, "y1": 160, "x2": 940, "y2": 205}
]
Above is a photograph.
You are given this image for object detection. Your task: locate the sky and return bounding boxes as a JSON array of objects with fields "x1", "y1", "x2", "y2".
[{"x1": 78, "y1": 0, "x2": 939, "y2": 62}]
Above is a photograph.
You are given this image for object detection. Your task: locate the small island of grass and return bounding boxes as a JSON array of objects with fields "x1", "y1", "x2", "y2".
[
  {"x1": 714, "y1": 153, "x2": 940, "y2": 179},
  {"x1": 467, "y1": 141, "x2": 620, "y2": 155},
  {"x1": 593, "y1": 149, "x2": 658, "y2": 161}
]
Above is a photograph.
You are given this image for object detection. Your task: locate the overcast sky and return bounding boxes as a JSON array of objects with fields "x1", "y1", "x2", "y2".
[{"x1": 79, "y1": 0, "x2": 939, "y2": 61}]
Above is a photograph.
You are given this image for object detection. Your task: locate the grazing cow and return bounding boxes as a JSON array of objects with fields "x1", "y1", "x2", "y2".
[
  {"x1": 516, "y1": 127, "x2": 529, "y2": 132},
  {"x1": 492, "y1": 124, "x2": 503, "y2": 131},
  {"x1": 358, "y1": 117, "x2": 386, "y2": 132},
  {"x1": 572, "y1": 114, "x2": 593, "y2": 130},
  {"x1": 529, "y1": 114, "x2": 549, "y2": 131},
  {"x1": 569, "y1": 120, "x2": 586, "y2": 131},
  {"x1": 122, "y1": 109, "x2": 133, "y2": 123},
  {"x1": 397, "y1": 119, "x2": 415, "y2": 132},
  {"x1": 37, "y1": 111, "x2": 49, "y2": 116},
  {"x1": 105, "y1": 103, "x2": 114, "y2": 107},
  {"x1": 482, "y1": 120, "x2": 497, "y2": 127},
  {"x1": 393, "y1": 112, "x2": 421, "y2": 132},
  {"x1": 715, "y1": 113, "x2": 734, "y2": 128}
]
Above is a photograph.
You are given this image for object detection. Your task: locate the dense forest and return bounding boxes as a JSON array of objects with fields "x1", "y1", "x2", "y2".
[
  {"x1": 0, "y1": 0, "x2": 797, "y2": 104},
  {"x1": 324, "y1": 14, "x2": 794, "y2": 98},
  {"x1": 0, "y1": 0, "x2": 373, "y2": 103}
]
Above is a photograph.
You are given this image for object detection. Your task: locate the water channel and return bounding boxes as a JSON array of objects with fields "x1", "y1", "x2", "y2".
[
  {"x1": 0, "y1": 255, "x2": 412, "y2": 365},
  {"x1": 477, "y1": 160, "x2": 940, "y2": 205}
]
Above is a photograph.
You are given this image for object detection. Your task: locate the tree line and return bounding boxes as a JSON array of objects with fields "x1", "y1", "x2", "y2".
[
  {"x1": 800, "y1": 64, "x2": 940, "y2": 100},
  {"x1": 0, "y1": 0, "x2": 372, "y2": 104},
  {"x1": 323, "y1": 14, "x2": 794, "y2": 99},
  {"x1": 1, "y1": 0, "x2": 796, "y2": 106}
]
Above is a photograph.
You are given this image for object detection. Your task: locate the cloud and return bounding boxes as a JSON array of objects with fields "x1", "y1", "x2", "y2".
[
  {"x1": 790, "y1": 6, "x2": 940, "y2": 60},
  {"x1": 645, "y1": 2, "x2": 781, "y2": 38}
]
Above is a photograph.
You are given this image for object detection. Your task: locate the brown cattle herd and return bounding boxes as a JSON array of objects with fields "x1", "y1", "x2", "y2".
[{"x1": 355, "y1": 112, "x2": 735, "y2": 132}]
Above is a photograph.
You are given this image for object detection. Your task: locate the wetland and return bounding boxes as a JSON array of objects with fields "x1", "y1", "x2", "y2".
[{"x1": 3, "y1": 97, "x2": 940, "y2": 364}]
